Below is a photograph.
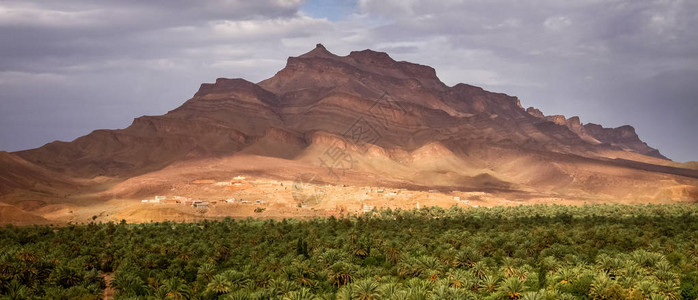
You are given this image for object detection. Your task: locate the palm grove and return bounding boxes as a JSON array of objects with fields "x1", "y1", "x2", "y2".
[{"x1": 2, "y1": 204, "x2": 698, "y2": 299}]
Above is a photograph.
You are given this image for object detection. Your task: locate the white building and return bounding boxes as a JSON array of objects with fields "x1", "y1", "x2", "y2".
[{"x1": 192, "y1": 201, "x2": 209, "y2": 207}]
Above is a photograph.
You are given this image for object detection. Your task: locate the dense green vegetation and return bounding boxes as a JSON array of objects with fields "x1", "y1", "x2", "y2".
[{"x1": 2, "y1": 204, "x2": 698, "y2": 299}]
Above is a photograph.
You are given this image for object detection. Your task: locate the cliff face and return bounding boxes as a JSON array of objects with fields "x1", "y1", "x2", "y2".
[
  {"x1": 583, "y1": 123, "x2": 667, "y2": 159},
  {"x1": 3, "y1": 44, "x2": 697, "y2": 225},
  {"x1": 11, "y1": 44, "x2": 676, "y2": 186},
  {"x1": 524, "y1": 106, "x2": 666, "y2": 159}
]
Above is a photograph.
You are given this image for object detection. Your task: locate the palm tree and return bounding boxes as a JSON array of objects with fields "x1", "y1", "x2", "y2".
[
  {"x1": 596, "y1": 254, "x2": 620, "y2": 276},
  {"x1": 447, "y1": 269, "x2": 475, "y2": 290},
  {"x1": 654, "y1": 260, "x2": 676, "y2": 282},
  {"x1": 551, "y1": 266, "x2": 578, "y2": 287},
  {"x1": 197, "y1": 263, "x2": 216, "y2": 282},
  {"x1": 498, "y1": 277, "x2": 526, "y2": 299},
  {"x1": 336, "y1": 284, "x2": 354, "y2": 300},
  {"x1": 329, "y1": 261, "x2": 355, "y2": 287},
  {"x1": 378, "y1": 281, "x2": 402, "y2": 299},
  {"x1": 501, "y1": 257, "x2": 518, "y2": 279},
  {"x1": 454, "y1": 247, "x2": 481, "y2": 268},
  {"x1": 589, "y1": 272, "x2": 626, "y2": 300},
  {"x1": 149, "y1": 285, "x2": 170, "y2": 300},
  {"x1": 206, "y1": 274, "x2": 232, "y2": 295},
  {"x1": 111, "y1": 271, "x2": 145, "y2": 297},
  {"x1": 403, "y1": 285, "x2": 429, "y2": 300},
  {"x1": 352, "y1": 247, "x2": 369, "y2": 259},
  {"x1": 3, "y1": 279, "x2": 28, "y2": 300},
  {"x1": 656, "y1": 279, "x2": 680, "y2": 300},
  {"x1": 266, "y1": 278, "x2": 297, "y2": 297},
  {"x1": 649, "y1": 294, "x2": 669, "y2": 300},
  {"x1": 162, "y1": 277, "x2": 190, "y2": 300},
  {"x1": 471, "y1": 261, "x2": 489, "y2": 279},
  {"x1": 634, "y1": 279, "x2": 658, "y2": 298},
  {"x1": 3, "y1": 203, "x2": 698, "y2": 299},
  {"x1": 431, "y1": 283, "x2": 454, "y2": 299},
  {"x1": 520, "y1": 289, "x2": 546, "y2": 300},
  {"x1": 54, "y1": 265, "x2": 82, "y2": 288},
  {"x1": 319, "y1": 249, "x2": 345, "y2": 267},
  {"x1": 385, "y1": 244, "x2": 401, "y2": 265},
  {"x1": 221, "y1": 269, "x2": 251, "y2": 290},
  {"x1": 224, "y1": 291, "x2": 251, "y2": 300},
  {"x1": 351, "y1": 278, "x2": 381, "y2": 300},
  {"x1": 479, "y1": 274, "x2": 499, "y2": 293},
  {"x1": 618, "y1": 260, "x2": 643, "y2": 288},
  {"x1": 282, "y1": 288, "x2": 314, "y2": 300}
]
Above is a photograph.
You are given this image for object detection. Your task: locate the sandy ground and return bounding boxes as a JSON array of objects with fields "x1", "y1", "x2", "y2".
[
  {"x1": 103, "y1": 273, "x2": 114, "y2": 300},
  {"x1": 1, "y1": 152, "x2": 696, "y2": 225},
  {"x1": 1, "y1": 174, "x2": 692, "y2": 225}
]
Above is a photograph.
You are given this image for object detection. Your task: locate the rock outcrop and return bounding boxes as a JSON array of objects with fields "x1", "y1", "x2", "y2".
[
  {"x1": 583, "y1": 123, "x2": 667, "y2": 159},
  {"x1": 525, "y1": 107, "x2": 665, "y2": 159},
  {"x1": 4, "y1": 44, "x2": 690, "y2": 206}
]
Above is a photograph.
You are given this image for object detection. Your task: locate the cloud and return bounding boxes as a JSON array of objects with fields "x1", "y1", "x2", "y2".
[
  {"x1": 544, "y1": 16, "x2": 572, "y2": 31},
  {"x1": 210, "y1": 16, "x2": 331, "y2": 39}
]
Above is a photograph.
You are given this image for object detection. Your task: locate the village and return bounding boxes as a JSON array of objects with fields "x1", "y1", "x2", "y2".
[{"x1": 136, "y1": 175, "x2": 499, "y2": 218}]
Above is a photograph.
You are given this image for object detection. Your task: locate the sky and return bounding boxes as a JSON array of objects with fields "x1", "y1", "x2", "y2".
[{"x1": 0, "y1": 0, "x2": 696, "y2": 162}]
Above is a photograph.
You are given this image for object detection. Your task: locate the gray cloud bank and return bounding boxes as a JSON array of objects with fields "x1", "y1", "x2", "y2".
[{"x1": 0, "y1": 0, "x2": 696, "y2": 161}]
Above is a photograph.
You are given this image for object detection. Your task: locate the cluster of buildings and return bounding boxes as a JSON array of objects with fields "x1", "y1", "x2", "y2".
[
  {"x1": 137, "y1": 175, "x2": 488, "y2": 215},
  {"x1": 140, "y1": 176, "x2": 271, "y2": 209},
  {"x1": 140, "y1": 195, "x2": 191, "y2": 205},
  {"x1": 139, "y1": 195, "x2": 270, "y2": 207},
  {"x1": 140, "y1": 196, "x2": 213, "y2": 207}
]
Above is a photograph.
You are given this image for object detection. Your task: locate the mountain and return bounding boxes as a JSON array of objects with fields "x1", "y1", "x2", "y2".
[
  {"x1": 524, "y1": 107, "x2": 666, "y2": 159},
  {"x1": 2, "y1": 44, "x2": 696, "y2": 223}
]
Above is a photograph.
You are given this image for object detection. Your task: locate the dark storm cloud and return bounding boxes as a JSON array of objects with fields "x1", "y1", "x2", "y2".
[
  {"x1": 0, "y1": 0, "x2": 696, "y2": 161},
  {"x1": 0, "y1": 0, "x2": 305, "y2": 71}
]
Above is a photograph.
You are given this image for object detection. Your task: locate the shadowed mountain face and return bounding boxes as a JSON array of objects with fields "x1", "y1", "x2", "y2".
[
  {"x1": 3, "y1": 44, "x2": 697, "y2": 208},
  {"x1": 524, "y1": 107, "x2": 667, "y2": 159}
]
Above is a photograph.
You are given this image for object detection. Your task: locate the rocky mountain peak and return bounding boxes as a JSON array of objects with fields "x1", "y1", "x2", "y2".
[
  {"x1": 347, "y1": 49, "x2": 395, "y2": 65},
  {"x1": 12, "y1": 44, "x2": 674, "y2": 184},
  {"x1": 524, "y1": 106, "x2": 664, "y2": 159},
  {"x1": 298, "y1": 43, "x2": 337, "y2": 59},
  {"x1": 4, "y1": 44, "x2": 694, "y2": 216}
]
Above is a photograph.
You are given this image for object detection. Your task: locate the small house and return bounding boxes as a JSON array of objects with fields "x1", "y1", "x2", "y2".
[{"x1": 192, "y1": 201, "x2": 209, "y2": 208}]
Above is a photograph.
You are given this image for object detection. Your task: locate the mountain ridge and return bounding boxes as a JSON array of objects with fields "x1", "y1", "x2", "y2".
[
  {"x1": 11, "y1": 44, "x2": 674, "y2": 178},
  {"x1": 1, "y1": 44, "x2": 695, "y2": 224}
]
